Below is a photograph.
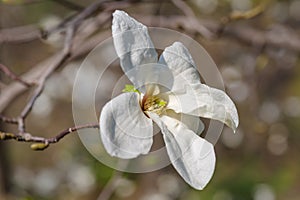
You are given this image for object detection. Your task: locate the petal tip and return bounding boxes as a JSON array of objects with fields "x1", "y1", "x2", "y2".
[
  {"x1": 112, "y1": 10, "x2": 127, "y2": 18},
  {"x1": 231, "y1": 110, "x2": 239, "y2": 133},
  {"x1": 112, "y1": 10, "x2": 133, "y2": 32},
  {"x1": 170, "y1": 42, "x2": 190, "y2": 54},
  {"x1": 172, "y1": 41, "x2": 184, "y2": 48}
]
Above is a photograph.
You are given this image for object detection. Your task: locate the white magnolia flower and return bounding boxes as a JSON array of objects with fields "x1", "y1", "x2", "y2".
[{"x1": 99, "y1": 10, "x2": 239, "y2": 190}]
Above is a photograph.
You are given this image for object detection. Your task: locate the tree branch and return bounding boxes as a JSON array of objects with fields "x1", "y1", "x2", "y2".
[
  {"x1": 171, "y1": 0, "x2": 196, "y2": 18},
  {"x1": 0, "y1": 64, "x2": 33, "y2": 87},
  {"x1": 135, "y1": 15, "x2": 300, "y2": 52},
  {"x1": 0, "y1": 0, "x2": 110, "y2": 149},
  {"x1": 0, "y1": 25, "x2": 42, "y2": 44},
  {"x1": 0, "y1": 123, "x2": 99, "y2": 150},
  {"x1": 14, "y1": 25, "x2": 75, "y2": 133},
  {"x1": 0, "y1": 30, "x2": 110, "y2": 113},
  {"x1": 171, "y1": 0, "x2": 214, "y2": 39},
  {"x1": 0, "y1": 0, "x2": 131, "y2": 44},
  {"x1": 0, "y1": 1, "x2": 133, "y2": 113},
  {"x1": 0, "y1": 115, "x2": 18, "y2": 124}
]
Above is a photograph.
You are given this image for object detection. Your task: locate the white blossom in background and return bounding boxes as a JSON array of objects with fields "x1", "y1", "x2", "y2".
[
  {"x1": 67, "y1": 164, "x2": 95, "y2": 194},
  {"x1": 157, "y1": 174, "x2": 182, "y2": 198},
  {"x1": 259, "y1": 101, "x2": 280, "y2": 124},
  {"x1": 99, "y1": 10, "x2": 239, "y2": 190},
  {"x1": 32, "y1": 93, "x2": 53, "y2": 118},
  {"x1": 33, "y1": 169, "x2": 61, "y2": 196},
  {"x1": 253, "y1": 184, "x2": 276, "y2": 200}
]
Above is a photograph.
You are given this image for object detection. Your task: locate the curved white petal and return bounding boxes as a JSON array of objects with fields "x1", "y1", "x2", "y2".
[
  {"x1": 125, "y1": 63, "x2": 174, "y2": 95},
  {"x1": 148, "y1": 112, "x2": 215, "y2": 190},
  {"x1": 165, "y1": 110, "x2": 205, "y2": 135},
  {"x1": 112, "y1": 10, "x2": 157, "y2": 75},
  {"x1": 159, "y1": 42, "x2": 201, "y2": 91},
  {"x1": 167, "y1": 83, "x2": 239, "y2": 132},
  {"x1": 100, "y1": 92, "x2": 153, "y2": 159}
]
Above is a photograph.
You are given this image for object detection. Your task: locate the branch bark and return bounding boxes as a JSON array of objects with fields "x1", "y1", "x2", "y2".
[{"x1": 0, "y1": 123, "x2": 99, "y2": 150}]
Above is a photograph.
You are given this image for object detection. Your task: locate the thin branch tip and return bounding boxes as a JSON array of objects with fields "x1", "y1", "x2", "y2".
[{"x1": 0, "y1": 123, "x2": 99, "y2": 151}]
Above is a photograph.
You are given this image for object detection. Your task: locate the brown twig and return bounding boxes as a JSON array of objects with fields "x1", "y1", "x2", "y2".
[
  {"x1": 0, "y1": 30, "x2": 111, "y2": 113},
  {"x1": 171, "y1": 0, "x2": 214, "y2": 39},
  {"x1": 0, "y1": 115, "x2": 18, "y2": 124},
  {"x1": 0, "y1": 64, "x2": 33, "y2": 87},
  {"x1": 17, "y1": 26, "x2": 75, "y2": 133},
  {"x1": 171, "y1": 0, "x2": 195, "y2": 18},
  {"x1": 67, "y1": 0, "x2": 105, "y2": 27},
  {"x1": 135, "y1": 15, "x2": 300, "y2": 52},
  {"x1": 0, "y1": 25, "x2": 42, "y2": 44},
  {"x1": 221, "y1": 3, "x2": 266, "y2": 24},
  {"x1": 0, "y1": 0, "x2": 123, "y2": 148},
  {"x1": 0, "y1": 19, "x2": 75, "y2": 135},
  {"x1": 0, "y1": 1, "x2": 134, "y2": 113},
  {"x1": 218, "y1": 2, "x2": 267, "y2": 36},
  {"x1": 0, "y1": 0, "x2": 107, "y2": 43},
  {"x1": 0, "y1": 123, "x2": 99, "y2": 150},
  {"x1": 39, "y1": 0, "x2": 116, "y2": 40}
]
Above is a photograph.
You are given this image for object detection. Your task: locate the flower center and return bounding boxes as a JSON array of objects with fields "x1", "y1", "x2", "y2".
[{"x1": 143, "y1": 95, "x2": 167, "y2": 115}]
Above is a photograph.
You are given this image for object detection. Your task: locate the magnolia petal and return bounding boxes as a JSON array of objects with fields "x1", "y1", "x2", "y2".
[
  {"x1": 148, "y1": 112, "x2": 215, "y2": 190},
  {"x1": 159, "y1": 42, "x2": 201, "y2": 91},
  {"x1": 112, "y1": 10, "x2": 157, "y2": 75},
  {"x1": 165, "y1": 110, "x2": 205, "y2": 135},
  {"x1": 167, "y1": 83, "x2": 239, "y2": 132},
  {"x1": 125, "y1": 63, "x2": 174, "y2": 95},
  {"x1": 100, "y1": 92, "x2": 153, "y2": 159}
]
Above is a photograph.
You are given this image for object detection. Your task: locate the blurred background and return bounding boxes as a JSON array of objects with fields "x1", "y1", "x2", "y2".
[{"x1": 0, "y1": 0, "x2": 300, "y2": 199}]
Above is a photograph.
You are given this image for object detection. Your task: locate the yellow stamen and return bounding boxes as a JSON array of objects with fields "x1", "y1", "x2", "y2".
[{"x1": 143, "y1": 96, "x2": 167, "y2": 115}]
